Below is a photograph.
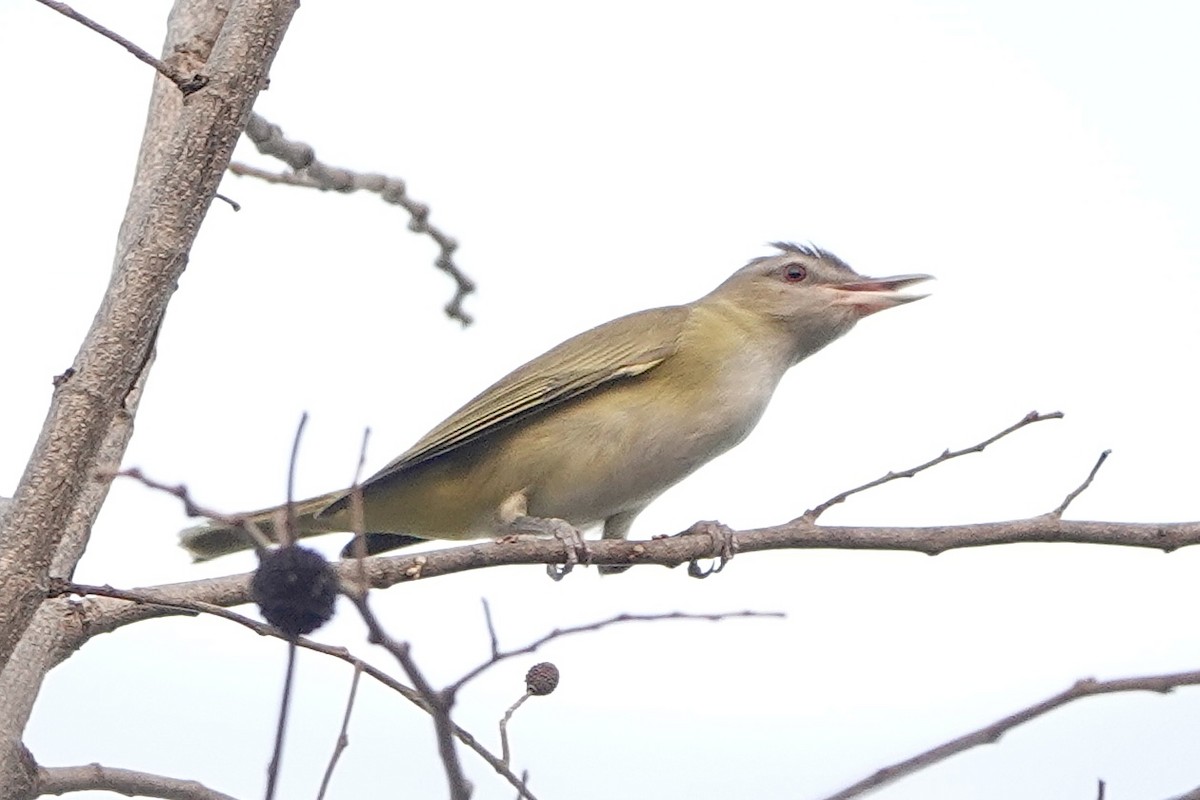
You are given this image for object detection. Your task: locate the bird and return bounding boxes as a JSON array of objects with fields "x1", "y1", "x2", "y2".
[{"x1": 180, "y1": 242, "x2": 931, "y2": 567}]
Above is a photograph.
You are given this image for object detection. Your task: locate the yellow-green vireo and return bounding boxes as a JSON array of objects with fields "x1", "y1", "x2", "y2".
[{"x1": 181, "y1": 242, "x2": 930, "y2": 563}]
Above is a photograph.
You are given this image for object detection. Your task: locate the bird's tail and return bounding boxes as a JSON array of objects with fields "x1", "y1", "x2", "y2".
[{"x1": 179, "y1": 490, "x2": 348, "y2": 562}]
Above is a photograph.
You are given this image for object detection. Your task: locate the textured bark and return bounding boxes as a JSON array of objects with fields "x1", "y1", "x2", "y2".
[
  {"x1": 50, "y1": 515, "x2": 1200, "y2": 646},
  {"x1": 37, "y1": 764, "x2": 239, "y2": 800},
  {"x1": 0, "y1": 0, "x2": 297, "y2": 796}
]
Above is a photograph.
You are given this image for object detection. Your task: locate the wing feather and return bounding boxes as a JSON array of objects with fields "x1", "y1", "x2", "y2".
[{"x1": 357, "y1": 303, "x2": 689, "y2": 489}]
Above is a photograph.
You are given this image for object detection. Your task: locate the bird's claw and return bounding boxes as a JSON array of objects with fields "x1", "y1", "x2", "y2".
[
  {"x1": 505, "y1": 516, "x2": 589, "y2": 581},
  {"x1": 546, "y1": 519, "x2": 590, "y2": 580},
  {"x1": 503, "y1": 515, "x2": 591, "y2": 579},
  {"x1": 684, "y1": 520, "x2": 737, "y2": 579}
]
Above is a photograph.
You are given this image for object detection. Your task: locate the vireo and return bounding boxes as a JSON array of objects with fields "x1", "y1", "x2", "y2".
[{"x1": 181, "y1": 242, "x2": 930, "y2": 561}]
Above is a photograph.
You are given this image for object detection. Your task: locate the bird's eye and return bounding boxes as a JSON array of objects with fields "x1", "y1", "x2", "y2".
[{"x1": 783, "y1": 264, "x2": 808, "y2": 283}]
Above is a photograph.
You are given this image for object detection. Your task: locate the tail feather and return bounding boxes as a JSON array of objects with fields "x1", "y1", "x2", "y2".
[{"x1": 179, "y1": 491, "x2": 347, "y2": 562}]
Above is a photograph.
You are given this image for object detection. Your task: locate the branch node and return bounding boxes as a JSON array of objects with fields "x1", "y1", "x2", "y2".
[
  {"x1": 34, "y1": 0, "x2": 210, "y2": 96},
  {"x1": 803, "y1": 411, "x2": 1064, "y2": 522},
  {"x1": 1050, "y1": 449, "x2": 1111, "y2": 519}
]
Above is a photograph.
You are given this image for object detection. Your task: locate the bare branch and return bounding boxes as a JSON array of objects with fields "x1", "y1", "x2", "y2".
[
  {"x1": 32, "y1": 0, "x2": 209, "y2": 95},
  {"x1": 1051, "y1": 450, "x2": 1111, "y2": 518},
  {"x1": 316, "y1": 663, "x2": 363, "y2": 800},
  {"x1": 499, "y1": 694, "x2": 530, "y2": 767},
  {"x1": 447, "y1": 610, "x2": 783, "y2": 695},
  {"x1": 104, "y1": 468, "x2": 272, "y2": 553},
  {"x1": 803, "y1": 411, "x2": 1064, "y2": 522},
  {"x1": 63, "y1": 515, "x2": 1200, "y2": 648},
  {"x1": 37, "y1": 763, "x2": 237, "y2": 800},
  {"x1": 0, "y1": 0, "x2": 297, "y2": 672},
  {"x1": 283, "y1": 412, "x2": 310, "y2": 547},
  {"x1": 345, "y1": 593, "x2": 471, "y2": 800},
  {"x1": 264, "y1": 642, "x2": 297, "y2": 800},
  {"x1": 234, "y1": 114, "x2": 476, "y2": 325},
  {"x1": 821, "y1": 669, "x2": 1200, "y2": 800},
  {"x1": 228, "y1": 162, "x2": 321, "y2": 187},
  {"x1": 213, "y1": 193, "x2": 242, "y2": 211},
  {"x1": 54, "y1": 582, "x2": 537, "y2": 800},
  {"x1": 345, "y1": 429, "x2": 372, "y2": 589},
  {"x1": 482, "y1": 599, "x2": 501, "y2": 659}
]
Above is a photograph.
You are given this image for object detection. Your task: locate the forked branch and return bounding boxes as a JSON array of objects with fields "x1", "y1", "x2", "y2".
[
  {"x1": 820, "y1": 669, "x2": 1200, "y2": 800},
  {"x1": 803, "y1": 410, "x2": 1064, "y2": 522}
]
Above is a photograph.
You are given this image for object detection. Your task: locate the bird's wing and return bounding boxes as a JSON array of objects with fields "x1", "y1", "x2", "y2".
[{"x1": 359, "y1": 304, "x2": 690, "y2": 488}]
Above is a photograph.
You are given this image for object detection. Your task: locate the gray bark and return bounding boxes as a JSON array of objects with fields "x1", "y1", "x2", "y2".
[{"x1": 0, "y1": 0, "x2": 298, "y2": 796}]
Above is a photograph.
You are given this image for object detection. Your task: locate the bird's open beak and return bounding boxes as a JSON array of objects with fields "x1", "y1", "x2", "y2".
[{"x1": 832, "y1": 274, "x2": 933, "y2": 316}]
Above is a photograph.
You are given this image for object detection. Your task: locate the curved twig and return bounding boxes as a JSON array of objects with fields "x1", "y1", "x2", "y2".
[
  {"x1": 232, "y1": 114, "x2": 475, "y2": 325},
  {"x1": 803, "y1": 410, "x2": 1063, "y2": 522},
  {"x1": 820, "y1": 670, "x2": 1200, "y2": 800}
]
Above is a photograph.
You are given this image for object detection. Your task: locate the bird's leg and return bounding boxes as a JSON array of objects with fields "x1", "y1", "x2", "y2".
[
  {"x1": 497, "y1": 491, "x2": 590, "y2": 580},
  {"x1": 596, "y1": 508, "x2": 641, "y2": 576},
  {"x1": 511, "y1": 515, "x2": 590, "y2": 580},
  {"x1": 683, "y1": 520, "x2": 737, "y2": 579}
]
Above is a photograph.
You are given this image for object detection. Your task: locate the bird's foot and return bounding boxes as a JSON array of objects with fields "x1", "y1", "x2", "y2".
[
  {"x1": 683, "y1": 520, "x2": 737, "y2": 579},
  {"x1": 507, "y1": 515, "x2": 591, "y2": 580}
]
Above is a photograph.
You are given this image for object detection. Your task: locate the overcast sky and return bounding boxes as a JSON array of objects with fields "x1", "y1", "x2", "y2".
[{"x1": 3, "y1": 1, "x2": 1199, "y2": 799}]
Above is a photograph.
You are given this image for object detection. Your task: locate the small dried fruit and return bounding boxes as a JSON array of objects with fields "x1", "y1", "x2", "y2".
[
  {"x1": 525, "y1": 662, "x2": 560, "y2": 696},
  {"x1": 251, "y1": 545, "x2": 338, "y2": 636}
]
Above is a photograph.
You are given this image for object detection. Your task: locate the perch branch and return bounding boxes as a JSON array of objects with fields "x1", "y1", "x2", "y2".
[{"x1": 61, "y1": 514, "x2": 1200, "y2": 647}]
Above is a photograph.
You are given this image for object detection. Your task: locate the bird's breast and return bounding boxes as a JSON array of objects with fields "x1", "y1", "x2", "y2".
[{"x1": 510, "y1": 337, "x2": 788, "y2": 525}]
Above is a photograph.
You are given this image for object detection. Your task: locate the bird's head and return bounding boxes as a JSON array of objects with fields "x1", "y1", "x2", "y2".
[{"x1": 706, "y1": 242, "x2": 932, "y2": 364}]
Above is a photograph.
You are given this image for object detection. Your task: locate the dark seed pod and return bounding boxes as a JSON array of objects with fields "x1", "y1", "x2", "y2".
[
  {"x1": 251, "y1": 545, "x2": 338, "y2": 636},
  {"x1": 525, "y1": 662, "x2": 560, "y2": 696}
]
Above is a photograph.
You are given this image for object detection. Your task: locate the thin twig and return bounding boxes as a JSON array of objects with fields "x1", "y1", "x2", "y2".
[
  {"x1": 820, "y1": 669, "x2": 1200, "y2": 800},
  {"x1": 447, "y1": 610, "x2": 783, "y2": 695},
  {"x1": 234, "y1": 114, "x2": 475, "y2": 325},
  {"x1": 348, "y1": 429, "x2": 372, "y2": 594},
  {"x1": 214, "y1": 193, "x2": 241, "y2": 211},
  {"x1": 103, "y1": 467, "x2": 273, "y2": 553},
  {"x1": 264, "y1": 641, "x2": 298, "y2": 800},
  {"x1": 1050, "y1": 450, "x2": 1111, "y2": 518},
  {"x1": 803, "y1": 410, "x2": 1064, "y2": 522},
  {"x1": 228, "y1": 162, "x2": 321, "y2": 187},
  {"x1": 283, "y1": 412, "x2": 309, "y2": 547},
  {"x1": 55, "y1": 581, "x2": 538, "y2": 800},
  {"x1": 500, "y1": 693, "x2": 531, "y2": 766},
  {"x1": 33, "y1": 0, "x2": 208, "y2": 94},
  {"x1": 348, "y1": 593, "x2": 472, "y2": 800},
  {"x1": 482, "y1": 599, "x2": 501, "y2": 659},
  {"x1": 352, "y1": 428, "x2": 372, "y2": 488},
  {"x1": 316, "y1": 662, "x2": 363, "y2": 800}
]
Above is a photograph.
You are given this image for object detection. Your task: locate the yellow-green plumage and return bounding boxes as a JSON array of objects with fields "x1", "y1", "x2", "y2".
[{"x1": 180, "y1": 243, "x2": 930, "y2": 561}]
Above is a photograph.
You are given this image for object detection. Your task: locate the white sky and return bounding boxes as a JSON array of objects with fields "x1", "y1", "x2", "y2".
[{"x1": 2, "y1": 1, "x2": 1199, "y2": 798}]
